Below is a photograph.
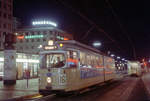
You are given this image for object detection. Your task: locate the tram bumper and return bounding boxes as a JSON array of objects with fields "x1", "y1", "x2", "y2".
[{"x1": 39, "y1": 89, "x2": 52, "y2": 95}]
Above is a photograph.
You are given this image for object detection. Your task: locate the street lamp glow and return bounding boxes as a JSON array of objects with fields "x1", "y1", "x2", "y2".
[
  {"x1": 111, "y1": 54, "x2": 115, "y2": 57},
  {"x1": 93, "y1": 42, "x2": 101, "y2": 47},
  {"x1": 125, "y1": 60, "x2": 128, "y2": 62},
  {"x1": 117, "y1": 56, "x2": 120, "y2": 59},
  {"x1": 32, "y1": 20, "x2": 57, "y2": 27},
  {"x1": 122, "y1": 58, "x2": 125, "y2": 61}
]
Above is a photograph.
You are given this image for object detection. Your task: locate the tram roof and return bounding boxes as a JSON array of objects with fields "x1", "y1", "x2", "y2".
[{"x1": 56, "y1": 40, "x2": 105, "y2": 55}]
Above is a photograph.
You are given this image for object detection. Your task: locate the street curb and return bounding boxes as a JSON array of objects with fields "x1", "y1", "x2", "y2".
[{"x1": 2, "y1": 93, "x2": 40, "y2": 101}]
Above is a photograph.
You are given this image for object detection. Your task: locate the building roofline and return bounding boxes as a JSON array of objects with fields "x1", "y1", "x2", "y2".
[{"x1": 16, "y1": 26, "x2": 68, "y2": 34}]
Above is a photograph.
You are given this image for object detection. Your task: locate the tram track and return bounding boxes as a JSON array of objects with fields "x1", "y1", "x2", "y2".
[
  {"x1": 23, "y1": 78, "x2": 124, "y2": 101},
  {"x1": 23, "y1": 76, "x2": 138, "y2": 101},
  {"x1": 24, "y1": 94, "x2": 55, "y2": 101}
]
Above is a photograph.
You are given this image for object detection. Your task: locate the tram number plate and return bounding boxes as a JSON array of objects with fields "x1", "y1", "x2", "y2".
[{"x1": 46, "y1": 73, "x2": 52, "y2": 77}]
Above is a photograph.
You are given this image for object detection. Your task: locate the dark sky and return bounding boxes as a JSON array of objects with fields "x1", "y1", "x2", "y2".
[{"x1": 13, "y1": 0, "x2": 147, "y2": 61}]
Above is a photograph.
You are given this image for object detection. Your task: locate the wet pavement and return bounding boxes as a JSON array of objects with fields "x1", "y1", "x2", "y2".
[
  {"x1": 1, "y1": 73, "x2": 150, "y2": 101},
  {"x1": 127, "y1": 78, "x2": 149, "y2": 101},
  {"x1": 27, "y1": 74, "x2": 150, "y2": 101},
  {"x1": 26, "y1": 76, "x2": 139, "y2": 101},
  {"x1": 0, "y1": 78, "x2": 39, "y2": 101}
]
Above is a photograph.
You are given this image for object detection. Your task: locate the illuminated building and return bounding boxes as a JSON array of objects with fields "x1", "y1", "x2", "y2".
[
  {"x1": 14, "y1": 26, "x2": 73, "y2": 54},
  {"x1": 0, "y1": 51, "x2": 39, "y2": 79},
  {"x1": 0, "y1": 0, "x2": 13, "y2": 49}
]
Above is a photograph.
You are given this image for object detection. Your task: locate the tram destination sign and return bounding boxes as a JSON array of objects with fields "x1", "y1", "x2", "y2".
[{"x1": 44, "y1": 45, "x2": 57, "y2": 50}]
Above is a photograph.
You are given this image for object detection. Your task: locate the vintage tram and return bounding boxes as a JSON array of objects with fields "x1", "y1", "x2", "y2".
[{"x1": 38, "y1": 40, "x2": 116, "y2": 94}]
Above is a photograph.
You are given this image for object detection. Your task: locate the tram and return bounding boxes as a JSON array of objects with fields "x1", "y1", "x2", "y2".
[
  {"x1": 39, "y1": 40, "x2": 116, "y2": 94},
  {"x1": 127, "y1": 61, "x2": 142, "y2": 76}
]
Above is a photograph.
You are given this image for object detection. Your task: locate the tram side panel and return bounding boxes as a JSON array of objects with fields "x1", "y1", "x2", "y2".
[
  {"x1": 104, "y1": 56, "x2": 116, "y2": 81},
  {"x1": 75, "y1": 52, "x2": 105, "y2": 90},
  {"x1": 39, "y1": 69, "x2": 48, "y2": 91},
  {"x1": 64, "y1": 52, "x2": 105, "y2": 91},
  {"x1": 64, "y1": 68, "x2": 80, "y2": 91}
]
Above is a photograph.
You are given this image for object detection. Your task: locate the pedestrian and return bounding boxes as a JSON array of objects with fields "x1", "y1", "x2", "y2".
[{"x1": 25, "y1": 69, "x2": 30, "y2": 88}]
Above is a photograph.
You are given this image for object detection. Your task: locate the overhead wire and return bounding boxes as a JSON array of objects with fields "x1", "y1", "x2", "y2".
[
  {"x1": 105, "y1": 0, "x2": 136, "y2": 59},
  {"x1": 56, "y1": 0, "x2": 125, "y2": 53}
]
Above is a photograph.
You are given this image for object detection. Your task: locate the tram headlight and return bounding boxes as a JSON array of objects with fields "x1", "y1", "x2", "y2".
[
  {"x1": 60, "y1": 43, "x2": 63, "y2": 47},
  {"x1": 47, "y1": 77, "x2": 51, "y2": 83}
]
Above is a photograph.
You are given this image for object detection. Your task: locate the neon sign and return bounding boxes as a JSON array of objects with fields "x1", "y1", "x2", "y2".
[
  {"x1": 17, "y1": 35, "x2": 24, "y2": 39},
  {"x1": 25, "y1": 35, "x2": 44, "y2": 39},
  {"x1": 32, "y1": 21, "x2": 57, "y2": 27},
  {"x1": 56, "y1": 36, "x2": 64, "y2": 40}
]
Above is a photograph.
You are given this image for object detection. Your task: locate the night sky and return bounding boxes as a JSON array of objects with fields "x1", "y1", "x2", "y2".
[{"x1": 13, "y1": 0, "x2": 147, "y2": 61}]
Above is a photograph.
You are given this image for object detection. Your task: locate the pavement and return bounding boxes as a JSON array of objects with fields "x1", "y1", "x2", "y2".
[
  {"x1": 142, "y1": 72, "x2": 150, "y2": 99},
  {"x1": 0, "y1": 73, "x2": 150, "y2": 101},
  {"x1": 0, "y1": 78, "x2": 39, "y2": 101}
]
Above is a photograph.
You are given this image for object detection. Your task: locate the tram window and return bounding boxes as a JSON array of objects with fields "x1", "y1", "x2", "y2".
[
  {"x1": 46, "y1": 53, "x2": 65, "y2": 68},
  {"x1": 80, "y1": 52, "x2": 86, "y2": 66},
  {"x1": 96, "y1": 56, "x2": 99, "y2": 66},
  {"x1": 67, "y1": 51, "x2": 78, "y2": 68},
  {"x1": 73, "y1": 52, "x2": 77, "y2": 59}
]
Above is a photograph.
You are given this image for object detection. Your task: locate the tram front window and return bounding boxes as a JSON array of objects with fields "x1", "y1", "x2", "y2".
[{"x1": 46, "y1": 53, "x2": 66, "y2": 68}]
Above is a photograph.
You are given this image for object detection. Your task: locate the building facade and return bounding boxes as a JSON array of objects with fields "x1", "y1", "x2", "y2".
[
  {"x1": 0, "y1": 0, "x2": 13, "y2": 49},
  {"x1": 15, "y1": 26, "x2": 73, "y2": 54},
  {"x1": 0, "y1": 51, "x2": 40, "y2": 79},
  {"x1": 13, "y1": 17, "x2": 21, "y2": 31}
]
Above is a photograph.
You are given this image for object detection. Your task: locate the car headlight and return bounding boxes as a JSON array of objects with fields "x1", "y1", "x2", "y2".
[{"x1": 47, "y1": 77, "x2": 51, "y2": 83}]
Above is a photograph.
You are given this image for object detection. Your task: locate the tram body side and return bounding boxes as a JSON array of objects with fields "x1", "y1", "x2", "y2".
[
  {"x1": 39, "y1": 56, "x2": 116, "y2": 93},
  {"x1": 38, "y1": 54, "x2": 142, "y2": 94},
  {"x1": 39, "y1": 40, "x2": 117, "y2": 94}
]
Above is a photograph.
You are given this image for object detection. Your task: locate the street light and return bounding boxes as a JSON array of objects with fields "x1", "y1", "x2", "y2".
[
  {"x1": 117, "y1": 56, "x2": 120, "y2": 59},
  {"x1": 93, "y1": 41, "x2": 102, "y2": 47},
  {"x1": 122, "y1": 58, "x2": 125, "y2": 61},
  {"x1": 111, "y1": 54, "x2": 115, "y2": 57}
]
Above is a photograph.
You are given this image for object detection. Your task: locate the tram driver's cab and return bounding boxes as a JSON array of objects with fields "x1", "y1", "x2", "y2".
[{"x1": 39, "y1": 41, "x2": 79, "y2": 93}]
